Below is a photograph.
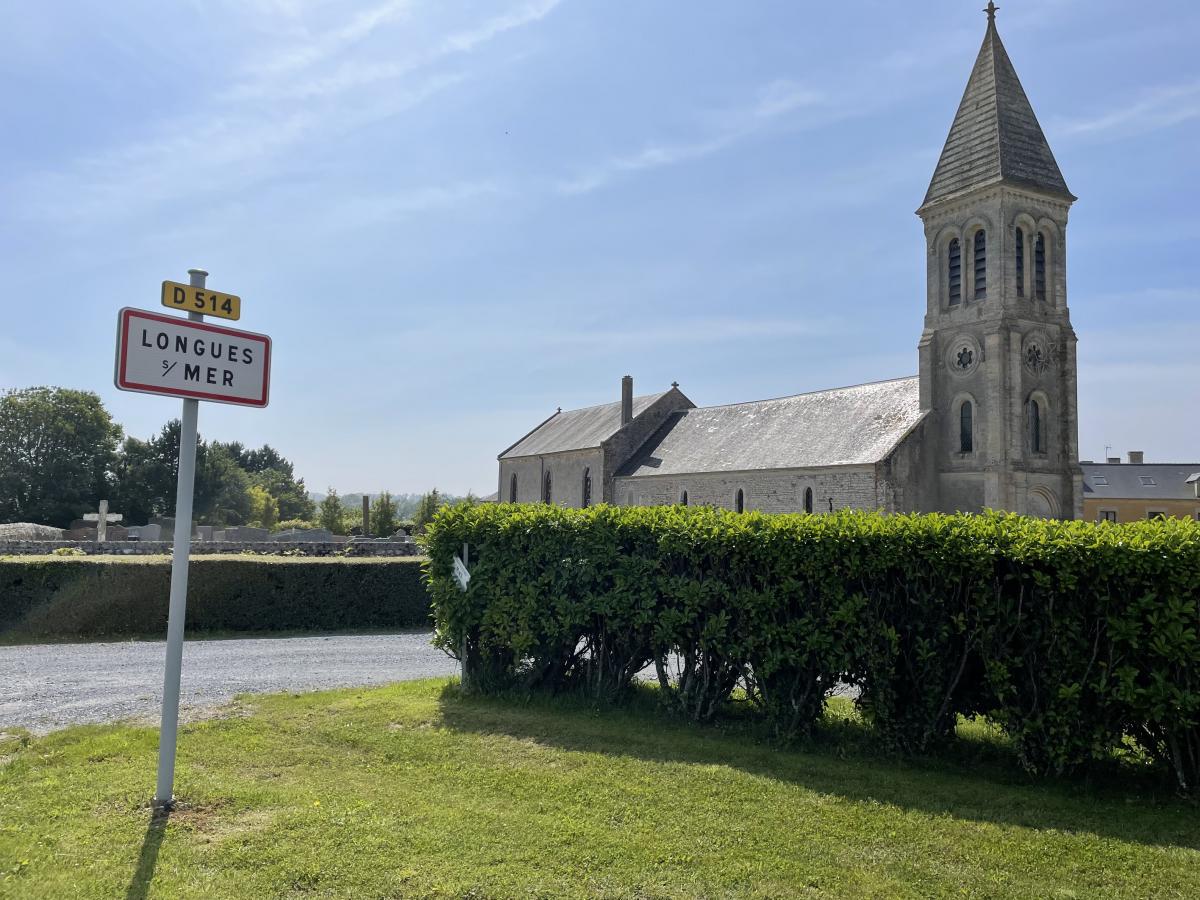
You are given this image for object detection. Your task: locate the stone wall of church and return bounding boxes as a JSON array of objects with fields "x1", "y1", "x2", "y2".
[
  {"x1": 600, "y1": 387, "x2": 695, "y2": 502},
  {"x1": 498, "y1": 448, "x2": 602, "y2": 507},
  {"x1": 612, "y1": 466, "x2": 884, "y2": 514}
]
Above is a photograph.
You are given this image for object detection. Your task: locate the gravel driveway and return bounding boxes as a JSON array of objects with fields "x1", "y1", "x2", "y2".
[{"x1": 0, "y1": 632, "x2": 459, "y2": 734}]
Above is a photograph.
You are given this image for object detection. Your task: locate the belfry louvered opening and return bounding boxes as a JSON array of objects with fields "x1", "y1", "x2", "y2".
[
  {"x1": 973, "y1": 230, "x2": 987, "y2": 299},
  {"x1": 948, "y1": 239, "x2": 962, "y2": 305},
  {"x1": 1015, "y1": 227, "x2": 1024, "y2": 297},
  {"x1": 1035, "y1": 232, "x2": 1047, "y2": 301}
]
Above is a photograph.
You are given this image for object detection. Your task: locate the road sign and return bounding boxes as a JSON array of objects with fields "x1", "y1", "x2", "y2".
[
  {"x1": 115, "y1": 307, "x2": 271, "y2": 407},
  {"x1": 161, "y1": 280, "x2": 241, "y2": 321},
  {"x1": 453, "y1": 555, "x2": 472, "y2": 591}
]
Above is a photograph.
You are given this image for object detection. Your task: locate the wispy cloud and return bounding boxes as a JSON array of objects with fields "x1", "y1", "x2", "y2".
[
  {"x1": 557, "y1": 80, "x2": 828, "y2": 195},
  {"x1": 1056, "y1": 81, "x2": 1200, "y2": 139},
  {"x1": 235, "y1": 0, "x2": 563, "y2": 102},
  {"x1": 8, "y1": 1, "x2": 562, "y2": 228}
]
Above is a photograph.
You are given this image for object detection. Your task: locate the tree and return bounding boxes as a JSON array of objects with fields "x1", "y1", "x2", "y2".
[
  {"x1": 215, "y1": 441, "x2": 315, "y2": 521},
  {"x1": 247, "y1": 484, "x2": 279, "y2": 530},
  {"x1": 371, "y1": 491, "x2": 398, "y2": 536},
  {"x1": 111, "y1": 422, "x2": 252, "y2": 528},
  {"x1": 318, "y1": 488, "x2": 347, "y2": 534},
  {"x1": 0, "y1": 387, "x2": 122, "y2": 527},
  {"x1": 411, "y1": 488, "x2": 444, "y2": 534}
]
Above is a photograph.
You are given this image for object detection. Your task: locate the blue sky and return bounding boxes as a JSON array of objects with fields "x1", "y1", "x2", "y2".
[{"x1": 2, "y1": 0, "x2": 1197, "y2": 496}]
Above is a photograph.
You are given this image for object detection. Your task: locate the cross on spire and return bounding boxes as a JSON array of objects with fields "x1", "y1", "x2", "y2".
[{"x1": 985, "y1": 1, "x2": 998, "y2": 22}]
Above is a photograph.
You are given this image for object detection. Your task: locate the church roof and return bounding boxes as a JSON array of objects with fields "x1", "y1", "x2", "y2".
[
  {"x1": 618, "y1": 376, "x2": 925, "y2": 478},
  {"x1": 499, "y1": 391, "x2": 672, "y2": 459},
  {"x1": 921, "y1": 9, "x2": 1073, "y2": 210}
]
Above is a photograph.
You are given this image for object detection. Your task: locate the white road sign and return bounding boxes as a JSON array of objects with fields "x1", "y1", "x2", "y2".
[
  {"x1": 453, "y1": 555, "x2": 472, "y2": 591},
  {"x1": 115, "y1": 307, "x2": 271, "y2": 407}
]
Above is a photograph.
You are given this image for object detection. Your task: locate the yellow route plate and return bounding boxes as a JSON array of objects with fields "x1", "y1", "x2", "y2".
[{"x1": 161, "y1": 281, "x2": 242, "y2": 321}]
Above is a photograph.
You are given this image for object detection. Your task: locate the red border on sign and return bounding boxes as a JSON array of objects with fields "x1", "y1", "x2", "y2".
[{"x1": 115, "y1": 307, "x2": 271, "y2": 407}]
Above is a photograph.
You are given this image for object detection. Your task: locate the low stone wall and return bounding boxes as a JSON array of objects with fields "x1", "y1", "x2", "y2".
[{"x1": 0, "y1": 540, "x2": 421, "y2": 557}]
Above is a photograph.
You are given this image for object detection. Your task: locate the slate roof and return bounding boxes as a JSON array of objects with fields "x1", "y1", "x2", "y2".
[
  {"x1": 618, "y1": 377, "x2": 925, "y2": 478},
  {"x1": 1081, "y1": 464, "x2": 1200, "y2": 501},
  {"x1": 922, "y1": 15, "x2": 1073, "y2": 209},
  {"x1": 500, "y1": 392, "x2": 671, "y2": 459}
]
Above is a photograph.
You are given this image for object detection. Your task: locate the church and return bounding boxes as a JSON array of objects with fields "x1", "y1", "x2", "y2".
[{"x1": 497, "y1": 5, "x2": 1083, "y2": 520}]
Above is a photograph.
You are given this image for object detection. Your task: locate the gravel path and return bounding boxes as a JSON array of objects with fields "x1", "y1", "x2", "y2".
[{"x1": 0, "y1": 632, "x2": 459, "y2": 734}]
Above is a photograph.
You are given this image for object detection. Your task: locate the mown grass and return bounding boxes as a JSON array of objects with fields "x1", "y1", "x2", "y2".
[{"x1": 1, "y1": 679, "x2": 1197, "y2": 899}]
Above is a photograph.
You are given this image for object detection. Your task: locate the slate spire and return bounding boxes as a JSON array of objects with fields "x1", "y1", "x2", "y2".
[{"x1": 921, "y1": 5, "x2": 1074, "y2": 210}]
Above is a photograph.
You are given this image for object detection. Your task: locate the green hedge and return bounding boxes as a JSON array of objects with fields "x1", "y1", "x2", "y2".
[
  {"x1": 425, "y1": 504, "x2": 1200, "y2": 794},
  {"x1": 0, "y1": 556, "x2": 430, "y2": 639}
]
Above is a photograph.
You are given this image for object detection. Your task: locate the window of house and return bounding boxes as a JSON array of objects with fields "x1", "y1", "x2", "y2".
[
  {"x1": 1139, "y1": 476, "x2": 1156, "y2": 486},
  {"x1": 510, "y1": 473, "x2": 517, "y2": 502},
  {"x1": 973, "y1": 230, "x2": 987, "y2": 299},
  {"x1": 959, "y1": 401, "x2": 973, "y2": 453},
  {"x1": 948, "y1": 239, "x2": 962, "y2": 306},
  {"x1": 804, "y1": 487, "x2": 813, "y2": 514},
  {"x1": 1099, "y1": 510, "x2": 1117, "y2": 523},
  {"x1": 581, "y1": 468, "x2": 591, "y2": 508},
  {"x1": 680, "y1": 490, "x2": 688, "y2": 506},
  {"x1": 543, "y1": 470, "x2": 552, "y2": 504},
  {"x1": 1034, "y1": 232, "x2": 1046, "y2": 301},
  {"x1": 1015, "y1": 227, "x2": 1024, "y2": 297},
  {"x1": 1147, "y1": 510, "x2": 1167, "y2": 520},
  {"x1": 1092, "y1": 475, "x2": 1108, "y2": 485},
  {"x1": 1028, "y1": 399, "x2": 1043, "y2": 453},
  {"x1": 735, "y1": 489, "x2": 745, "y2": 513}
]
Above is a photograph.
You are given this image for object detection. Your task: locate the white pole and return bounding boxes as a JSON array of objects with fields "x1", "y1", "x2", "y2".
[{"x1": 153, "y1": 267, "x2": 207, "y2": 812}]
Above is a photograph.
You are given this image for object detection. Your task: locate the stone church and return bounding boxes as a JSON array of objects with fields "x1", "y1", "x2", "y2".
[{"x1": 497, "y1": 6, "x2": 1083, "y2": 520}]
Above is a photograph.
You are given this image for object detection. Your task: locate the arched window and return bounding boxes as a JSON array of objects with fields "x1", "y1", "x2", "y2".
[
  {"x1": 948, "y1": 239, "x2": 962, "y2": 306},
  {"x1": 509, "y1": 473, "x2": 517, "y2": 502},
  {"x1": 581, "y1": 468, "x2": 591, "y2": 508},
  {"x1": 1014, "y1": 227, "x2": 1025, "y2": 297},
  {"x1": 960, "y1": 401, "x2": 973, "y2": 453},
  {"x1": 973, "y1": 230, "x2": 987, "y2": 300},
  {"x1": 735, "y1": 489, "x2": 745, "y2": 513},
  {"x1": 680, "y1": 490, "x2": 688, "y2": 506},
  {"x1": 1034, "y1": 232, "x2": 1047, "y2": 301},
  {"x1": 804, "y1": 487, "x2": 813, "y2": 514},
  {"x1": 543, "y1": 470, "x2": 552, "y2": 504},
  {"x1": 1027, "y1": 399, "x2": 1043, "y2": 453}
]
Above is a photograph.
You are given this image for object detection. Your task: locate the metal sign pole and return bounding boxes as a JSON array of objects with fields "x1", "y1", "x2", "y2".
[{"x1": 153, "y1": 267, "x2": 207, "y2": 812}]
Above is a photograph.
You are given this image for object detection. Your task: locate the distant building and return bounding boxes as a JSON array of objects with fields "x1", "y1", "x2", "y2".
[
  {"x1": 1082, "y1": 453, "x2": 1200, "y2": 523},
  {"x1": 498, "y1": 6, "x2": 1083, "y2": 519}
]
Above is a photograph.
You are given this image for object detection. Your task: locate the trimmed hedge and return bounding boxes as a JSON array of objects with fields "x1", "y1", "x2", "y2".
[
  {"x1": 0, "y1": 556, "x2": 430, "y2": 638},
  {"x1": 425, "y1": 504, "x2": 1200, "y2": 793}
]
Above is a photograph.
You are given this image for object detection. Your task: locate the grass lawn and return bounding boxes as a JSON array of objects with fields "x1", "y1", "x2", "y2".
[{"x1": 1, "y1": 680, "x2": 1197, "y2": 899}]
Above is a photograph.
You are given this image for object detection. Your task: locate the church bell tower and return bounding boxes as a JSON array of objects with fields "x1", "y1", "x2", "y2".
[{"x1": 917, "y1": 2, "x2": 1082, "y2": 518}]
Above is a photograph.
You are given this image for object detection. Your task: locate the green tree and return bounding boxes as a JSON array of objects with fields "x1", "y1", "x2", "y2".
[
  {"x1": 216, "y1": 441, "x2": 315, "y2": 521},
  {"x1": 319, "y1": 488, "x2": 347, "y2": 534},
  {"x1": 111, "y1": 422, "x2": 252, "y2": 527},
  {"x1": 247, "y1": 484, "x2": 279, "y2": 530},
  {"x1": 0, "y1": 387, "x2": 122, "y2": 527},
  {"x1": 372, "y1": 491, "x2": 398, "y2": 536},
  {"x1": 411, "y1": 488, "x2": 444, "y2": 534}
]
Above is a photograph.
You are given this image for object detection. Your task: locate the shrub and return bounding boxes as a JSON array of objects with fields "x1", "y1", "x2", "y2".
[
  {"x1": 0, "y1": 557, "x2": 430, "y2": 639},
  {"x1": 425, "y1": 504, "x2": 1200, "y2": 793}
]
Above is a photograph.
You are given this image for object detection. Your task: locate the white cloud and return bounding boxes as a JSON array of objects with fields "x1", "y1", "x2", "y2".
[
  {"x1": 9, "y1": 1, "x2": 563, "y2": 228},
  {"x1": 557, "y1": 80, "x2": 828, "y2": 195},
  {"x1": 237, "y1": 0, "x2": 563, "y2": 102},
  {"x1": 1056, "y1": 81, "x2": 1200, "y2": 139}
]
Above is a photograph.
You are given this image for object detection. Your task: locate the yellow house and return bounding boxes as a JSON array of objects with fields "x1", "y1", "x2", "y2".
[{"x1": 1081, "y1": 452, "x2": 1200, "y2": 523}]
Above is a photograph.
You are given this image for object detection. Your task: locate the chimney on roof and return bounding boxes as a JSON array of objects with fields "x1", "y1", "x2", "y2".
[
  {"x1": 621, "y1": 375, "x2": 633, "y2": 426},
  {"x1": 1107, "y1": 457, "x2": 1121, "y2": 464},
  {"x1": 1128, "y1": 450, "x2": 1144, "y2": 465}
]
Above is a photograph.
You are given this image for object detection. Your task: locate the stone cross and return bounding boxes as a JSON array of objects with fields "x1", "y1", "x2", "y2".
[{"x1": 97, "y1": 500, "x2": 108, "y2": 542}]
